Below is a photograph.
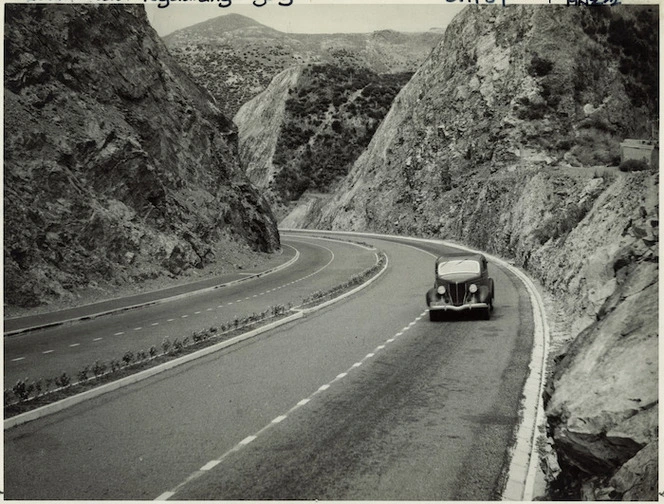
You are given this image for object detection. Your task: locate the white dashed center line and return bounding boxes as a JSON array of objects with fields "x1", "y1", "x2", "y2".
[
  {"x1": 42, "y1": 350, "x2": 54, "y2": 354},
  {"x1": 239, "y1": 436, "x2": 257, "y2": 446},
  {"x1": 200, "y1": 460, "x2": 220, "y2": 471},
  {"x1": 11, "y1": 357, "x2": 25, "y2": 362},
  {"x1": 155, "y1": 309, "x2": 427, "y2": 501}
]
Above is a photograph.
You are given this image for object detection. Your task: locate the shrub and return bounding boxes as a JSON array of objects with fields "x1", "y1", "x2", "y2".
[
  {"x1": 162, "y1": 337, "x2": 171, "y2": 354},
  {"x1": 55, "y1": 372, "x2": 71, "y2": 388},
  {"x1": 122, "y1": 351, "x2": 134, "y2": 366},
  {"x1": 529, "y1": 54, "x2": 554, "y2": 77},
  {"x1": 12, "y1": 379, "x2": 32, "y2": 401},
  {"x1": 77, "y1": 366, "x2": 90, "y2": 383},
  {"x1": 619, "y1": 159, "x2": 650, "y2": 172},
  {"x1": 93, "y1": 360, "x2": 107, "y2": 378},
  {"x1": 172, "y1": 338, "x2": 183, "y2": 354},
  {"x1": 110, "y1": 359, "x2": 121, "y2": 373},
  {"x1": 149, "y1": 346, "x2": 158, "y2": 358}
]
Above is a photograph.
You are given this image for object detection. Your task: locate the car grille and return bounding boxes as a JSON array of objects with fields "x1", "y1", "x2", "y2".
[{"x1": 449, "y1": 282, "x2": 466, "y2": 306}]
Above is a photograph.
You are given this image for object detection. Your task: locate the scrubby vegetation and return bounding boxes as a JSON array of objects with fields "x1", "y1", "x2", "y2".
[
  {"x1": 619, "y1": 158, "x2": 651, "y2": 172},
  {"x1": 272, "y1": 64, "x2": 412, "y2": 202},
  {"x1": 579, "y1": 6, "x2": 658, "y2": 110}
]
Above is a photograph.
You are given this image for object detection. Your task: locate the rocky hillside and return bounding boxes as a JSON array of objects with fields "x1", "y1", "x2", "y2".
[
  {"x1": 164, "y1": 14, "x2": 441, "y2": 117},
  {"x1": 4, "y1": 4, "x2": 280, "y2": 311},
  {"x1": 283, "y1": 5, "x2": 658, "y2": 499},
  {"x1": 235, "y1": 63, "x2": 412, "y2": 216}
]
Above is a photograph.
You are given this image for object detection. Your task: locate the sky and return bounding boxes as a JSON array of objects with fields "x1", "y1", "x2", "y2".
[{"x1": 145, "y1": 1, "x2": 466, "y2": 37}]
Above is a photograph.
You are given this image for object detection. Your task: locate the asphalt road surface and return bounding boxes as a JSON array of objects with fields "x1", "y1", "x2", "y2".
[
  {"x1": 4, "y1": 233, "x2": 533, "y2": 500},
  {"x1": 4, "y1": 236, "x2": 376, "y2": 386}
]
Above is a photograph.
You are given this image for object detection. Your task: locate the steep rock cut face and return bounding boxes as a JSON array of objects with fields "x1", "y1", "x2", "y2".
[
  {"x1": 235, "y1": 63, "x2": 412, "y2": 218},
  {"x1": 293, "y1": 5, "x2": 656, "y2": 235},
  {"x1": 165, "y1": 13, "x2": 441, "y2": 117},
  {"x1": 4, "y1": 4, "x2": 279, "y2": 309},
  {"x1": 280, "y1": 5, "x2": 658, "y2": 499}
]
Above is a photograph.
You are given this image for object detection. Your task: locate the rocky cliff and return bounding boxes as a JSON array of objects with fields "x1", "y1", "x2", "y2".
[
  {"x1": 283, "y1": 5, "x2": 658, "y2": 499},
  {"x1": 4, "y1": 4, "x2": 280, "y2": 311},
  {"x1": 235, "y1": 63, "x2": 412, "y2": 217},
  {"x1": 164, "y1": 14, "x2": 441, "y2": 117}
]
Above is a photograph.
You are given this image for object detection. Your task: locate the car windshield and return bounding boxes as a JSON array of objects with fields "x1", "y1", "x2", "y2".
[{"x1": 437, "y1": 259, "x2": 480, "y2": 276}]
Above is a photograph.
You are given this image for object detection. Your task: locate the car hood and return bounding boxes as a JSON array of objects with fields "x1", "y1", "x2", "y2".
[{"x1": 437, "y1": 272, "x2": 481, "y2": 284}]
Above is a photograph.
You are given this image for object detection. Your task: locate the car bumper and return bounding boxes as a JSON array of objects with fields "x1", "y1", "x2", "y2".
[{"x1": 428, "y1": 302, "x2": 489, "y2": 312}]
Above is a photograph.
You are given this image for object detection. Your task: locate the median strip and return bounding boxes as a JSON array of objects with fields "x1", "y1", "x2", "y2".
[{"x1": 5, "y1": 240, "x2": 389, "y2": 430}]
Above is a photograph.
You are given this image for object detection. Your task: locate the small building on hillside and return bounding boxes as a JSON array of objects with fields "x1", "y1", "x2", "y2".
[{"x1": 620, "y1": 139, "x2": 659, "y2": 168}]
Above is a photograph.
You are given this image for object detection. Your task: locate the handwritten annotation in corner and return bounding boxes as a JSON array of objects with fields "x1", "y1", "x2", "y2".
[
  {"x1": 144, "y1": 0, "x2": 294, "y2": 8},
  {"x1": 443, "y1": 0, "x2": 620, "y2": 5}
]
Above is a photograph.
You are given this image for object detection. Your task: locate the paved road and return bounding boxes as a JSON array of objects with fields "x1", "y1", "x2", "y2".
[
  {"x1": 4, "y1": 236, "x2": 376, "y2": 387},
  {"x1": 4, "y1": 233, "x2": 533, "y2": 500}
]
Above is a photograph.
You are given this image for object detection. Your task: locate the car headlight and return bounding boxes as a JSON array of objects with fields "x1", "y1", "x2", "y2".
[
  {"x1": 468, "y1": 284, "x2": 478, "y2": 293},
  {"x1": 437, "y1": 285, "x2": 446, "y2": 295}
]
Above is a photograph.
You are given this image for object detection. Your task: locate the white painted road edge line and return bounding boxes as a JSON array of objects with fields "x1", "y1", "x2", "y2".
[{"x1": 281, "y1": 228, "x2": 549, "y2": 501}]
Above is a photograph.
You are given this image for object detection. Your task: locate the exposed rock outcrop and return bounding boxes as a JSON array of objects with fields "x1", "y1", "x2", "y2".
[
  {"x1": 4, "y1": 4, "x2": 280, "y2": 310},
  {"x1": 283, "y1": 5, "x2": 658, "y2": 498},
  {"x1": 235, "y1": 66, "x2": 302, "y2": 190},
  {"x1": 164, "y1": 14, "x2": 441, "y2": 117},
  {"x1": 235, "y1": 63, "x2": 411, "y2": 217}
]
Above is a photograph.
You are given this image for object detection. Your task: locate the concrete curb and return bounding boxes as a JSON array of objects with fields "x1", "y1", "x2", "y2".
[
  {"x1": 4, "y1": 237, "x2": 388, "y2": 431},
  {"x1": 4, "y1": 247, "x2": 300, "y2": 337},
  {"x1": 281, "y1": 228, "x2": 549, "y2": 501}
]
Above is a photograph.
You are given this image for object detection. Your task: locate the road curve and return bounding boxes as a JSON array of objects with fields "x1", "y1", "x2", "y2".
[
  {"x1": 4, "y1": 233, "x2": 534, "y2": 500},
  {"x1": 4, "y1": 236, "x2": 376, "y2": 386}
]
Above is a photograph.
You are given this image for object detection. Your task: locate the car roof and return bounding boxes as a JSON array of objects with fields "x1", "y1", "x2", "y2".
[{"x1": 435, "y1": 253, "x2": 486, "y2": 264}]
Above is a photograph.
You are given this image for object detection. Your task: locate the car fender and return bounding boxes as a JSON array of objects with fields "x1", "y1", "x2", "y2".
[{"x1": 426, "y1": 287, "x2": 436, "y2": 306}]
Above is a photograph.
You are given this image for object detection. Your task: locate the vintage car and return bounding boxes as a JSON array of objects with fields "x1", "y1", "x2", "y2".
[{"x1": 426, "y1": 253, "x2": 494, "y2": 321}]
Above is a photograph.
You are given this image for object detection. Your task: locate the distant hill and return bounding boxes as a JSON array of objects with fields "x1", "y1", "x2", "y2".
[{"x1": 164, "y1": 13, "x2": 441, "y2": 116}]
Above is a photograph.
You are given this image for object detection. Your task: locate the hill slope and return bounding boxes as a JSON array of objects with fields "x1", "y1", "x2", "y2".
[
  {"x1": 164, "y1": 13, "x2": 441, "y2": 117},
  {"x1": 284, "y1": 5, "x2": 658, "y2": 499},
  {"x1": 235, "y1": 63, "x2": 412, "y2": 216},
  {"x1": 4, "y1": 4, "x2": 279, "y2": 310}
]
